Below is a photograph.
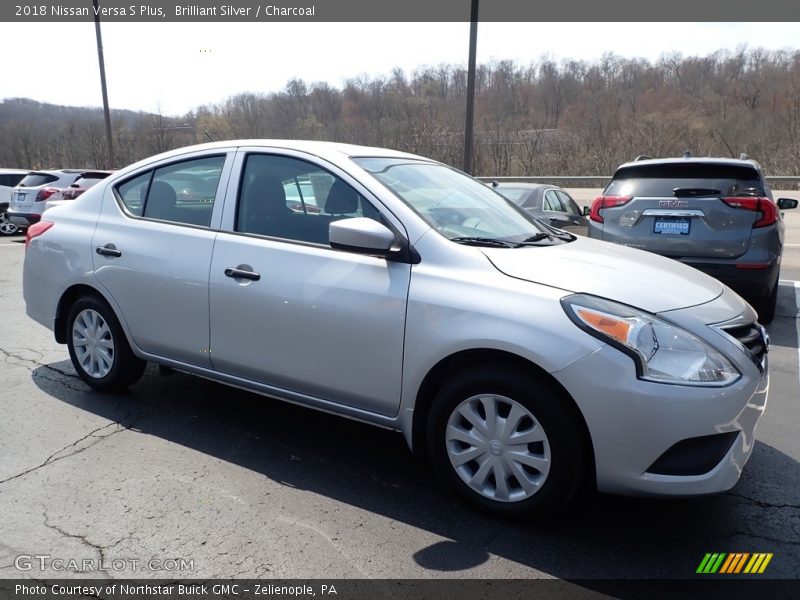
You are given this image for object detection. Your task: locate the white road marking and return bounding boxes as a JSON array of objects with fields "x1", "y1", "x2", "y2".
[
  {"x1": 0, "y1": 243, "x2": 23, "y2": 248},
  {"x1": 786, "y1": 243, "x2": 800, "y2": 248},
  {"x1": 795, "y1": 281, "x2": 800, "y2": 392}
]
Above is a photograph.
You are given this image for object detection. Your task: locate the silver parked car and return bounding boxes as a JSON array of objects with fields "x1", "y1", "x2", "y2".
[
  {"x1": 24, "y1": 141, "x2": 769, "y2": 517},
  {"x1": 588, "y1": 157, "x2": 798, "y2": 322}
]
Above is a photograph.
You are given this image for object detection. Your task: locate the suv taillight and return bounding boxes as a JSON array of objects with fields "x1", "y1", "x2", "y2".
[
  {"x1": 25, "y1": 221, "x2": 53, "y2": 249},
  {"x1": 721, "y1": 197, "x2": 778, "y2": 228},
  {"x1": 35, "y1": 187, "x2": 60, "y2": 202},
  {"x1": 589, "y1": 195, "x2": 632, "y2": 223}
]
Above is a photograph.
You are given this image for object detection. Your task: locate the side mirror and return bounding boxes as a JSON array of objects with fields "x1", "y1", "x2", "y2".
[
  {"x1": 777, "y1": 198, "x2": 798, "y2": 210},
  {"x1": 582, "y1": 206, "x2": 591, "y2": 216},
  {"x1": 329, "y1": 217, "x2": 395, "y2": 256}
]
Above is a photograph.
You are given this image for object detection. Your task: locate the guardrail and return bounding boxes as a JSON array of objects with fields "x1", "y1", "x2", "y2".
[{"x1": 477, "y1": 176, "x2": 800, "y2": 188}]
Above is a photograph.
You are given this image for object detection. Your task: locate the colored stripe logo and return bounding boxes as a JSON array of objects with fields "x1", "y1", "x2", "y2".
[{"x1": 697, "y1": 553, "x2": 773, "y2": 574}]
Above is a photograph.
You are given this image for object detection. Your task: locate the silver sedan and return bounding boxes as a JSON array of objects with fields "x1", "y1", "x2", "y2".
[{"x1": 23, "y1": 141, "x2": 768, "y2": 517}]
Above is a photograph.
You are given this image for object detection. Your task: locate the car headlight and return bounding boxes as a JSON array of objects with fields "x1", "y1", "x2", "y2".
[{"x1": 561, "y1": 294, "x2": 740, "y2": 387}]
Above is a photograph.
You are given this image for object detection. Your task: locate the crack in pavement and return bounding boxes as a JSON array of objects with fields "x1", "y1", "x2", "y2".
[
  {"x1": 0, "y1": 406, "x2": 158, "y2": 486},
  {"x1": 32, "y1": 369, "x2": 87, "y2": 393},
  {"x1": 727, "y1": 491, "x2": 800, "y2": 510},
  {"x1": 0, "y1": 345, "x2": 83, "y2": 382},
  {"x1": 43, "y1": 510, "x2": 113, "y2": 579},
  {"x1": 275, "y1": 515, "x2": 366, "y2": 577},
  {"x1": 727, "y1": 530, "x2": 800, "y2": 547}
]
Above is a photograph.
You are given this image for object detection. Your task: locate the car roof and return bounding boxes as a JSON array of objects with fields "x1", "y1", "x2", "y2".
[
  {"x1": 0, "y1": 168, "x2": 30, "y2": 175},
  {"x1": 27, "y1": 169, "x2": 96, "y2": 175},
  {"x1": 109, "y1": 140, "x2": 430, "y2": 181},
  {"x1": 146, "y1": 139, "x2": 422, "y2": 162},
  {"x1": 493, "y1": 183, "x2": 559, "y2": 191}
]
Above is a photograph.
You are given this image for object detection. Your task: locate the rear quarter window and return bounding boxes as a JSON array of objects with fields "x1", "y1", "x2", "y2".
[{"x1": 606, "y1": 163, "x2": 764, "y2": 197}]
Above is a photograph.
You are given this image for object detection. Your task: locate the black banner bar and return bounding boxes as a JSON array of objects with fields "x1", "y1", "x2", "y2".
[
  {"x1": 1, "y1": 579, "x2": 799, "y2": 600},
  {"x1": 3, "y1": 0, "x2": 800, "y2": 22}
]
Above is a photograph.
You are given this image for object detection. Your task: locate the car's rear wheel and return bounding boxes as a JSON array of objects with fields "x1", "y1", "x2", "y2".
[
  {"x1": 67, "y1": 295, "x2": 146, "y2": 391},
  {"x1": 427, "y1": 365, "x2": 588, "y2": 517},
  {"x1": 753, "y1": 281, "x2": 778, "y2": 324},
  {"x1": 0, "y1": 211, "x2": 18, "y2": 236}
]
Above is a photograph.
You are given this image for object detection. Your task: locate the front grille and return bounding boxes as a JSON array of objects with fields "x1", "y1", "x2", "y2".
[{"x1": 722, "y1": 322, "x2": 768, "y2": 368}]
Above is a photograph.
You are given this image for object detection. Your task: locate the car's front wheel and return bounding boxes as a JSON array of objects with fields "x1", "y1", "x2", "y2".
[
  {"x1": 0, "y1": 211, "x2": 19, "y2": 236},
  {"x1": 427, "y1": 365, "x2": 588, "y2": 517},
  {"x1": 67, "y1": 295, "x2": 146, "y2": 391}
]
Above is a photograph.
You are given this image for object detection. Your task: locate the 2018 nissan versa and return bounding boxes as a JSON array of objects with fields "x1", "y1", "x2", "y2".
[{"x1": 23, "y1": 141, "x2": 769, "y2": 516}]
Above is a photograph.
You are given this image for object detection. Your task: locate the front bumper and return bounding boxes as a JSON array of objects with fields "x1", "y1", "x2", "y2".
[{"x1": 553, "y1": 332, "x2": 768, "y2": 497}]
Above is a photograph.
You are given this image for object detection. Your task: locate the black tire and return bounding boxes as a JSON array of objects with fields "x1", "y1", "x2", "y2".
[
  {"x1": 0, "y1": 211, "x2": 19, "y2": 236},
  {"x1": 66, "y1": 295, "x2": 146, "y2": 391},
  {"x1": 427, "y1": 365, "x2": 588, "y2": 518},
  {"x1": 753, "y1": 282, "x2": 778, "y2": 324}
]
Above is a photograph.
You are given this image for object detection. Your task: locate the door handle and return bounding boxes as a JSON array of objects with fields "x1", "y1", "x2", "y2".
[
  {"x1": 96, "y1": 244, "x2": 122, "y2": 257},
  {"x1": 224, "y1": 267, "x2": 260, "y2": 281}
]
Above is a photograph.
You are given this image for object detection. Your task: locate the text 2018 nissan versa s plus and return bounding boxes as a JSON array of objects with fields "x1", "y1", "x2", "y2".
[{"x1": 23, "y1": 141, "x2": 769, "y2": 517}]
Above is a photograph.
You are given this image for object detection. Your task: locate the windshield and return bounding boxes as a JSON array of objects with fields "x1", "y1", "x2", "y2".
[{"x1": 353, "y1": 157, "x2": 549, "y2": 243}]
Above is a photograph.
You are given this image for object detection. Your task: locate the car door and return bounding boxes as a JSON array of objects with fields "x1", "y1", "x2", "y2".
[
  {"x1": 93, "y1": 151, "x2": 234, "y2": 367},
  {"x1": 542, "y1": 189, "x2": 573, "y2": 229},
  {"x1": 555, "y1": 189, "x2": 588, "y2": 235},
  {"x1": 208, "y1": 150, "x2": 411, "y2": 417}
]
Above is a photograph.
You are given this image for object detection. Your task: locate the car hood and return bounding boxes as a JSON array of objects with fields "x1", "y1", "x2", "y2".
[{"x1": 481, "y1": 236, "x2": 724, "y2": 314}]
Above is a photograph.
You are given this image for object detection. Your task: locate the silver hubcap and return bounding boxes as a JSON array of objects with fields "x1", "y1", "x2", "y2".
[
  {"x1": 446, "y1": 394, "x2": 551, "y2": 503},
  {"x1": 72, "y1": 309, "x2": 115, "y2": 378},
  {"x1": 0, "y1": 212, "x2": 18, "y2": 235}
]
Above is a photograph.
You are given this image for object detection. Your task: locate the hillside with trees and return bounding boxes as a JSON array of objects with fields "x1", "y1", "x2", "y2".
[{"x1": 2, "y1": 47, "x2": 800, "y2": 176}]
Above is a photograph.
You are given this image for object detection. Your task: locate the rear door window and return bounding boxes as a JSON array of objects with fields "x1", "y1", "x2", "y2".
[
  {"x1": 115, "y1": 155, "x2": 225, "y2": 226},
  {"x1": 543, "y1": 190, "x2": 564, "y2": 211}
]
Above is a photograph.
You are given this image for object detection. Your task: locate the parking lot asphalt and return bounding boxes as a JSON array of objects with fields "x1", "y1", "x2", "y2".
[{"x1": 0, "y1": 200, "x2": 798, "y2": 581}]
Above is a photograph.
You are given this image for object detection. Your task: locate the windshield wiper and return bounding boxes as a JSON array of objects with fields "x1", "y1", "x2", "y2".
[
  {"x1": 548, "y1": 231, "x2": 575, "y2": 241},
  {"x1": 450, "y1": 236, "x2": 516, "y2": 248},
  {"x1": 513, "y1": 232, "x2": 562, "y2": 246}
]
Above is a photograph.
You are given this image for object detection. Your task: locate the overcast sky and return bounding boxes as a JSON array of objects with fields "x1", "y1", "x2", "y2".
[{"x1": 3, "y1": 22, "x2": 799, "y2": 116}]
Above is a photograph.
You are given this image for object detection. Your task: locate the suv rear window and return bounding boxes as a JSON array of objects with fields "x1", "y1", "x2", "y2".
[
  {"x1": 18, "y1": 173, "x2": 59, "y2": 187},
  {"x1": 606, "y1": 163, "x2": 764, "y2": 197}
]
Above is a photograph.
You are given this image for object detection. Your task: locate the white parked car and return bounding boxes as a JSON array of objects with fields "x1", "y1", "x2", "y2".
[
  {"x1": 23, "y1": 141, "x2": 769, "y2": 517},
  {"x1": 7, "y1": 169, "x2": 87, "y2": 231},
  {"x1": 0, "y1": 168, "x2": 30, "y2": 235}
]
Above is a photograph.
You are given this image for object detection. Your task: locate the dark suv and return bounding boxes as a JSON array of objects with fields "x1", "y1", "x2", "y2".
[{"x1": 588, "y1": 157, "x2": 797, "y2": 322}]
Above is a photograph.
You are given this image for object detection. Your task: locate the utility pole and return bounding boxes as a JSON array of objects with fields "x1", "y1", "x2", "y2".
[
  {"x1": 463, "y1": 0, "x2": 478, "y2": 174},
  {"x1": 93, "y1": 0, "x2": 115, "y2": 167}
]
